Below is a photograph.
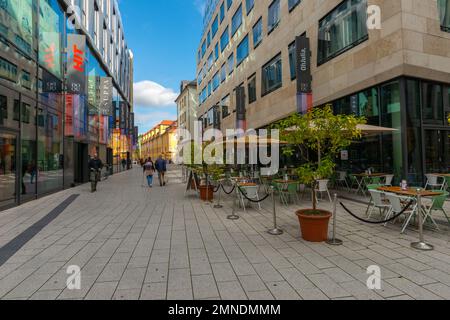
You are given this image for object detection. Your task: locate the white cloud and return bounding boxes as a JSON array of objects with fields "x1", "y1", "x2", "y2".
[{"x1": 133, "y1": 80, "x2": 178, "y2": 108}]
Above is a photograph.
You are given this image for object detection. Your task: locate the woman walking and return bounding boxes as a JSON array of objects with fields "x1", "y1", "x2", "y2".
[{"x1": 143, "y1": 158, "x2": 155, "y2": 188}]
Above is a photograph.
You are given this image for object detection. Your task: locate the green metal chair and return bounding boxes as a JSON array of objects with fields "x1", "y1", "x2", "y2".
[
  {"x1": 282, "y1": 182, "x2": 300, "y2": 205},
  {"x1": 423, "y1": 191, "x2": 450, "y2": 227},
  {"x1": 445, "y1": 177, "x2": 450, "y2": 193}
]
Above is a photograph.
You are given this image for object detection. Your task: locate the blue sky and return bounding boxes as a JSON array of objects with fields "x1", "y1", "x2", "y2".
[{"x1": 119, "y1": 0, "x2": 206, "y2": 133}]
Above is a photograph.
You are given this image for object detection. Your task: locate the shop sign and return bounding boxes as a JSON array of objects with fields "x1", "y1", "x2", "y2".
[{"x1": 67, "y1": 34, "x2": 86, "y2": 94}]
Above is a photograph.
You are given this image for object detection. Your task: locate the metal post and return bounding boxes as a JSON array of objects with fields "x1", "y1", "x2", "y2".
[
  {"x1": 268, "y1": 186, "x2": 284, "y2": 235},
  {"x1": 411, "y1": 190, "x2": 434, "y2": 251},
  {"x1": 214, "y1": 181, "x2": 223, "y2": 209},
  {"x1": 327, "y1": 194, "x2": 343, "y2": 246},
  {"x1": 227, "y1": 184, "x2": 240, "y2": 220}
]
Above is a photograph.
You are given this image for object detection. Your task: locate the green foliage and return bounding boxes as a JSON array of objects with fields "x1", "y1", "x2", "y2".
[
  {"x1": 273, "y1": 105, "x2": 366, "y2": 210},
  {"x1": 183, "y1": 141, "x2": 225, "y2": 184}
]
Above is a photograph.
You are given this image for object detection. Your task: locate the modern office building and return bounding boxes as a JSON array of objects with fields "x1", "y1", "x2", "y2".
[
  {"x1": 0, "y1": 0, "x2": 134, "y2": 209},
  {"x1": 196, "y1": 0, "x2": 450, "y2": 185},
  {"x1": 176, "y1": 80, "x2": 198, "y2": 136},
  {"x1": 141, "y1": 121, "x2": 178, "y2": 163}
]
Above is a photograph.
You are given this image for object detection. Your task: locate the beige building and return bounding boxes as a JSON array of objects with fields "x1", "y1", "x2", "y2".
[
  {"x1": 196, "y1": 0, "x2": 450, "y2": 185},
  {"x1": 141, "y1": 121, "x2": 178, "y2": 162},
  {"x1": 176, "y1": 81, "x2": 198, "y2": 136}
]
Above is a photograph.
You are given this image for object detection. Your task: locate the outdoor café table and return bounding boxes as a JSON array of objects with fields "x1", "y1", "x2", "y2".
[
  {"x1": 377, "y1": 187, "x2": 443, "y2": 228},
  {"x1": 354, "y1": 173, "x2": 388, "y2": 196}
]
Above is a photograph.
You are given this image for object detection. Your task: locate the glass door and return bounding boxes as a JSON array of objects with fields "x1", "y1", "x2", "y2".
[
  {"x1": 424, "y1": 129, "x2": 450, "y2": 174},
  {"x1": 0, "y1": 131, "x2": 18, "y2": 207}
]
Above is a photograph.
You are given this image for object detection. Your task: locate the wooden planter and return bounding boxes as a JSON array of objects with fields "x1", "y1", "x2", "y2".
[{"x1": 199, "y1": 185, "x2": 214, "y2": 201}]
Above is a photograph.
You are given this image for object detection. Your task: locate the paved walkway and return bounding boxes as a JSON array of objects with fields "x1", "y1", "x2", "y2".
[{"x1": 0, "y1": 167, "x2": 450, "y2": 300}]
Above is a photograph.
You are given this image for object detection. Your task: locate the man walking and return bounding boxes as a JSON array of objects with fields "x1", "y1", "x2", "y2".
[
  {"x1": 155, "y1": 155, "x2": 167, "y2": 187},
  {"x1": 89, "y1": 153, "x2": 104, "y2": 192}
]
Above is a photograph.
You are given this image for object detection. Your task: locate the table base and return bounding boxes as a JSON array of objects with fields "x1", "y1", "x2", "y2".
[{"x1": 411, "y1": 242, "x2": 434, "y2": 251}]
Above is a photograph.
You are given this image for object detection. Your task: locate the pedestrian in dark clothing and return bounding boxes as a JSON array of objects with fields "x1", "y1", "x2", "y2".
[
  {"x1": 143, "y1": 158, "x2": 155, "y2": 188},
  {"x1": 155, "y1": 155, "x2": 167, "y2": 187},
  {"x1": 121, "y1": 158, "x2": 127, "y2": 170},
  {"x1": 89, "y1": 153, "x2": 104, "y2": 192}
]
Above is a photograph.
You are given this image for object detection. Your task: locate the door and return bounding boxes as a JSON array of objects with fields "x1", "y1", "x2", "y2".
[
  {"x1": 0, "y1": 131, "x2": 18, "y2": 208},
  {"x1": 74, "y1": 142, "x2": 89, "y2": 183},
  {"x1": 424, "y1": 129, "x2": 450, "y2": 174}
]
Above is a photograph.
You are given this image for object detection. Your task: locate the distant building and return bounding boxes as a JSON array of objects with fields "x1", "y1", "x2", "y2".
[
  {"x1": 141, "y1": 121, "x2": 178, "y2": 162},
  {"x1": 176, "y1": 80, "x2": 198, "y2": 137}
]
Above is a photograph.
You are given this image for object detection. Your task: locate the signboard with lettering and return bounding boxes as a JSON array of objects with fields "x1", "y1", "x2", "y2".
[
  {"x1": 42, "y1": 68, "x2": 62, "y2": 93},
  {"x1": 67, "y1": 34, "x2": 86, "y2": 94},
  {"x1": 99, "y1": 77, "x2": 113, "y2": 115},
  {"x1": 39, "y1": 0, "x2": 61, "y2": 78},
  {"x1": 295, "y1": 35, "x2": 313, "y2": 114}
]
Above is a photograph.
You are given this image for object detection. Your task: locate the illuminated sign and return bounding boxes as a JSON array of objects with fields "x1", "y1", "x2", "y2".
[{"x1": 67, "y1": 34, "x2": 86, "y2": 94}]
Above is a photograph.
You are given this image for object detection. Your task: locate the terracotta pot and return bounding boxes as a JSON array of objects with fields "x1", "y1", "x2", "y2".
[
  {"x1": 296, "y1": 209, "x2": 332, "y2": 242},
  {"x1": 199, "y1": 185, "x2": 214, "y2": 201}
]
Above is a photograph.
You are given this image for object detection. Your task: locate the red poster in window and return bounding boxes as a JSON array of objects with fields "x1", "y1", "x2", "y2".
[{"x1": 65, "y1": 94, "x2": 74, "y2": 136}]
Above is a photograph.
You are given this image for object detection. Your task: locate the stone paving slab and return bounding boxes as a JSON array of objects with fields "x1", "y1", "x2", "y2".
[{"x1": 0, "y1": 166, "x2": 449, "y2": 300}]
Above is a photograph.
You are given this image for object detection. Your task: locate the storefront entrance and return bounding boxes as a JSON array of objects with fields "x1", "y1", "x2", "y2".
[
  {"x1": 0, "y1": 131, "x2": 18, "y2": 208},
  {"x1": 74, "y1": 142, "x2": 89, "y2": 184},
  {"x1": 424, "y1": 129, "x2": 450, "y2": 174}
]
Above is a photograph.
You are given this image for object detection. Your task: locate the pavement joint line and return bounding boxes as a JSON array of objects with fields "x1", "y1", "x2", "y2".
[{"x1": 0, "y1": 195, "x2": 80, "y2": 268}]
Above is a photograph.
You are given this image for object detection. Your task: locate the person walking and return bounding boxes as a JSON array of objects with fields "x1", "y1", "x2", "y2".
[
  {"x1": 155, "y1": 155, "x2": 167, "y2": 187},
  {"x1": 143, "y1": 158, "x2": 155, "y2": 188},
  {"x1": 121, "y1": 158, "x2": 127, "y2": 171},
  {"x1": 89, "y1": 153, "x2": 104, "y2": 192}
]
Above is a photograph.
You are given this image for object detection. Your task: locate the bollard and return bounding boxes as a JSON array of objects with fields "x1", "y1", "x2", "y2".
[
  {"x1": 214, "y1": 181, "x2": 223, "y2": 209},
  {"x1": 411, "y1": 190, "x2": 434, "y2": 251},
  {"x1": 268, "y1": 186, "x2": 284, "y2": 235},
  {"x1": 227, "y1": 184, "x2": 240, "y2": 220},
  {"x1": 327, "y1": 194, "x2": 343, "y2": 246}
]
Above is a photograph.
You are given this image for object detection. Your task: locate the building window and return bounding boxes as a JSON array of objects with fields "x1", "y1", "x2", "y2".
[
  {"x1": 236, "y1": 35, "x2": 249, "y2": 66},
  {"x1": 221, "y1": 95, "x2": 230, "y2": 118},
  {"x1": 248, "y1": 75, "x2": 257, "y2": 103},
  {"x1": 215, "y1": 43, "x2": 219, "y2": 61},
  {"x1": 220, "y1": 27, "x2": 230, "y2": 52},
  {"x1": 422, "y1": 82, "x2": 444, "y2": 125},
  {"x1": 246, "y1": 0, "x2": 255, "y2": 14},
  {"x1": 288, "y1": 0, "x2": 301, "y2": 12},
  {"x1": 253, "y1": 18, "x2": 263, "y2": 48},
  {"x1": 207, "y1": 31, "x2": 211, "y2": 47},
  {"x1": 208, "y1": 52, "x2": 213, "y2": 70},
  {"x1": 438, "y1": 0, "x2": 450, "y2": 32},
  {"x1": 262, "y1": 53, "x2": 282, "y2": 96},
  {"x1": 231, "y1": 4, "x2": 242, "y2": 36},
  {"x1": 213, "y1": 72, "x2": 220, "y2": 91},
  {"x1": 220, "y1": 2, "x2": 225, "y2": 23},
  {"x1": 201, "y1": 40, "x2": 206, "y2": 57},
  {"x1": 212, "y1": 15, "x2": 219, "y2": 38},
  {"x1": 227, "y1": 0, "x2": 233, "y2": 11},
  {"x1": 288, "y1": 42, "x2": 296, "y2": 80},
  {"x1": 268, "y1": 0, "x2": 281, "y2": 34},
  {"x1": 220, "y1": 64, "x2": 226, "y2": 83},
  {"x1": 318, "y1": 0, "x2": 368, "y2": 65},
  {"x1": 227, "y1": 54, "x2": 234, "y2": 74}
]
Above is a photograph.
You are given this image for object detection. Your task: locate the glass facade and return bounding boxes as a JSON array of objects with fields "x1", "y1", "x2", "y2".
[
  {"x1": 438, "y1": 0, "x2": 450, "y2": 32},
  {"x1": 0, "y1": 0, "x2": 133, "y2": 209},
  {"x1": 328, "y1": 78, "x2": 450, "y2": 186}
]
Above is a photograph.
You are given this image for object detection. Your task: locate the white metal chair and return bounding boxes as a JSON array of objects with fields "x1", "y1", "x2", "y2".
[
  {"x1": 315, "y1": 180, "x2": 332, "y2": 203},
  {"x1": 425, "y1": 174, "x2": 445, "y2": 190},
  {"x1": 384, "y1": 175, "x2": 394, "y2": 186},
  {"x1": 384, "y1": 193, "x2": 417, "y2": 234},
  {"x1": 367, "y1": 190, "x2": 392, "y2": 220},
  {"x1": 238, "y1": 185, "x2": 261, "y2": 212},
  {"x1": 336, "y1": 171, "x2": 350, "y2": 191}
]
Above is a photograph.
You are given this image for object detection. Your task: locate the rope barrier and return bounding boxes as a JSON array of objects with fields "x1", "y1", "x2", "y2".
[
  {"x1": 213, "y1": 184, "x2": 221, "y2": 193},
  {"x1": 221, "y1": 184, "x2": 236, "y2": 195},
  {"x1": 340, "y1": 201, "x2": 415, "y2": 225},
  {"x1": 237, "y1": 186, "x2": 271, "y2": 203}
]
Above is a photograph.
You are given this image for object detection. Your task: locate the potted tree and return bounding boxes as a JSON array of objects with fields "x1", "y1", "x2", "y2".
[{"x1": 274, "y1": 106, "x2": 365, "y2": 242}]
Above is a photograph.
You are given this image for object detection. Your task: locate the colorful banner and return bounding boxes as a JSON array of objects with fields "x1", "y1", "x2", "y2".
[
  {"x1": 39, "y1": 0, "x2": 61, "y2": 77},
  {"x1": 65, "y1": 94, "x2": 74, "y2": 136},
  {"x1": 67, "y1": 34, "x2": 86, "y2": 94}
]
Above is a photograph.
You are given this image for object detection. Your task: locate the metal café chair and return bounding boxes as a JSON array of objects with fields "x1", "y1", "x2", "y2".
[
  {"x1": 425, "y1": 174, "x2": 446, "y2": 190},
  {"x1": 315, "y1": 180, "x2": 332, "y2": 203},
  {"x1": 367, "y1": 189, "x2": 391, "y2": 220},
  {"x1": 384, "y1": 193, "x2": 417, "y2": 234},
  {"x1": 422, "y1": 191, "x2": 450, "y2": 228},
  {"x1": 384, "y1": 175, "x2": 394, "y2": 186},
  {"x1": 238, "y1": 185, "x2": 261, "y2": 212},
  {"x1": 336, "y1": 171, "x2": 350, "y2": 191}
]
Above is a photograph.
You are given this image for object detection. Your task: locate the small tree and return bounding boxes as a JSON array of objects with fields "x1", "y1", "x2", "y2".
[{"x1": 274, "y1": 105, "x2": 366, "y2": 211}]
